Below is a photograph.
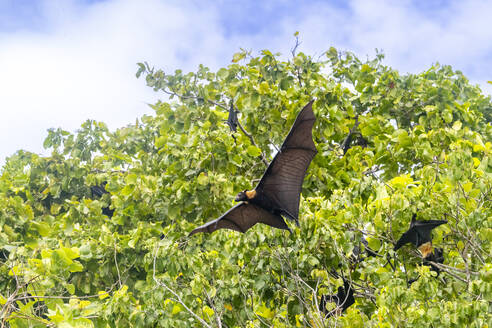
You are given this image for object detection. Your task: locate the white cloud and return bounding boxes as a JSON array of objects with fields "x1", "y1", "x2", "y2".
[
  {"x1": 0, "y1": 0, "x2": 491, "y2": 165},
  {"x1": 0, "y1": 0, "x2": 231, "y2": 164}
]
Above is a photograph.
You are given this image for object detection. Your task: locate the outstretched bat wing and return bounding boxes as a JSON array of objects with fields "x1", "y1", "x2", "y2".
[
  {"x1": 394, "y1": 229, "x2": 418, "y2": 251},
  {"x1": 189, "y1": 203, "x2": 290, "y2": 236},
  {"x1": 395, "y1": 217, "x2": 447, "y2": 250},
  {"x1": 256, "y1": 101, "x2": 317, "y2": 221},
  {"x1": 414, "y1": 220, "x2": 447, "y2": 243}
]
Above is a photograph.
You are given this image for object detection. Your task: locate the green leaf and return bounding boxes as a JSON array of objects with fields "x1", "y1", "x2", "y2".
[
  {"x1": 203, "y1": 305, "x2": 214, "y2": 318},
  {"x1": 232, "y1": 52, "x2": 246, "y2": 63},
  {"x1": 69, "y1": 261, "x2": 84, "y2": 272},
  {"x1": 172, "y1": 304, "x2": 182, "y2": 315},
  {"x1": 462, "y1": 182, "x2": 473, "y2": 193},
  {"x1": 197, "y1": 172, "x2": 208, "y2": 185},
  {"x1": 259, "y1": 81, "x2": 270, "y2": 94},
  {"x1": 65, "y1": 283, "x2": 75, "y2": 294},
  {"x1": 279, "y1": 78, "x2": 292, "y2": 91},
  {"x1": 155, "y1": 136, "x2": 167, "y2": 148},
  {"x1": 31, "y1": 221, "x2": 51, "y2": 237},
  {"x1": 246, "y1": 145, "x2": 262, "y2": 157}
]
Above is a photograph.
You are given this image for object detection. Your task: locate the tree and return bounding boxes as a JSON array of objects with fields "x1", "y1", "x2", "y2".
[{"x1": 1, "y1": 44, "x2": 491, "y2": 327}]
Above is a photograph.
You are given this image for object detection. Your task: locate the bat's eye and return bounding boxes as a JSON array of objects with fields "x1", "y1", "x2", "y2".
[{"x1": 235, "y1": 192, "x2": 246, "y2": 202}]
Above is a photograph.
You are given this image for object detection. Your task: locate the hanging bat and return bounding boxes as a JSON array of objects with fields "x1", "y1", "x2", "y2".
[
  {"x1": 225, "y1": 102, "x2": 239, "y2": 133},
  {"x1": 361, "y1": 237, "x2": 380, "y2": 258},
  {"x1": 341, "y1": 131, "x2": 367, "y2": 155},
  {"x1": 351, "y1": 237, "x2": 381, "y2": 265},
  {"x1": 340, "y1": 117, "x2": 366, "y2": 155},
  {"x1": 408, "y1": 247, "x2": 445, "y2": 285},
  {"x1": 319, "y1": 279, "x2": 355, "y2": 317},
  {"x1": 90, "y1": 182, "x2": 114, "y2": 217},
  {"x1": 423, "y1": 247, "x2": 444, "y2": 274},
  {"x1": 189, "y1": 100, "x2": 317, "y2": 236},
  {"x1": 341, "y1": 132, "x2": 353, "y2": 155},
  {"x1": 394, "y1": 214, "x2": 447, "y2": 257}
]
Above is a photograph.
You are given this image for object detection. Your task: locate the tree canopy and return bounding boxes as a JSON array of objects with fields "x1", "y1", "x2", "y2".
[{"x1": 1, "y1": 45, "x2": 491, "y2": 327}]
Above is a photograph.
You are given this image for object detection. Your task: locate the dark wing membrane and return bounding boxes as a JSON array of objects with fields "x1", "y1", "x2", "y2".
[
  {"x1": 102, "y1": 207, "x2": 115, "y2": 217},
  {"x1": 394, "y1": 228, "x2": 418, "y2": 250},
  {"x1": 341, "y1": 132, "x2": 353, "y2": 155},
  {"x1": 414, "y1": 219, "x2": 447, "y2": 229},
  {"x1": 91, "y1": 185, "x2": 108, "y2": 198},
  {"x1": 340, "y1": 280, "x2": 355, "y2": 310},
  {"x1": 189, "y1": 203, "x2": 289, "y2": 236},
  {"x1": 320, "y1": 281, "x2": 355, "y2": 317},
  {"x1": 414, "y1": 219, "x2": 447, "y2": 244},
  {"x1": 226, "y1": 104, "x2": 238, "y2": 133},
  {"x1": 257, "y1": 101, "x2": 317, "y2": 220}
]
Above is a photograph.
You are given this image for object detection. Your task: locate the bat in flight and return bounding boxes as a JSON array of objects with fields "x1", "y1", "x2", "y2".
[
  {"x1": 394, "y1": 214, "x2": 447, "y2": 258},
  {"x1": 90, "y1": 182, "x2": 114, "y2": 217},
  {"x1": 189, "y1": 100, "x2": 317, "y2": 236},
  {"x1": 319, "y1": 279, "x2": 355, "y2": 317}
]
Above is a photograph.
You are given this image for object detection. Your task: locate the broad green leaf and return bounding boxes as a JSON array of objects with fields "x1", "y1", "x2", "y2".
[{"x1": 246, "y1": 145, "x2": 262, "y2": 157}]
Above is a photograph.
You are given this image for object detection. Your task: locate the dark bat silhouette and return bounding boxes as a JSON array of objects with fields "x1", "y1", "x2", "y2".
[
  {"x1": 424, "y1": 247, "x2": 444, "y2": 274},
  {"x1": 225, "y1": 102, "x2": 239, "y2": 133},
  {"x1": 340, "y1": 117, "x2": 367, "y2": 155},
  {"x1": 319, "y1": 279, "x2": 355, "y2": 317},
  {"x1": 0, "y1": 249, "x2": 9, "y2": 261},
  {"x1": 90, "y1": 182, "x2": 114, "y2": 217},
  {"x1": 350, "y1": 237, "x2": 382, "y2": 263},
  {"x1": 394, "y1": 214, "x2": 447, "y2": 257},
  {"x1": 341, "y1": 131, "x2": 367, "y2": 155},
  {"x1": 361, "y1": 237, "x2": 380, "y2": 258},
  {"x1": 189, "y1": 100, "x2": 317, "y2": 236},
  {"x1": 408, "y1": 248, "x2": 445, "y2": 285}
]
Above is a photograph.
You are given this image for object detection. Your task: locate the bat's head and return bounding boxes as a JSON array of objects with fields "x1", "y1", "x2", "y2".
[
  {"x1": 235, "y1": 191, "x2": 248, "y2": 202},
  {"x1": 235, "y1": 190, "x2": 256, "y2": 202}
]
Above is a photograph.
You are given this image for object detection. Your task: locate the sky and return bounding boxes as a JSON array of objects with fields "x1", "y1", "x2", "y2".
[{"x1": 1, "y1": 0, "x2": 491, "y2": 165}]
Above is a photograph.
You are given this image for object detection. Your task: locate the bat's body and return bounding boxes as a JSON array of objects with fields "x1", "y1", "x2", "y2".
[
  {"x1": 394, "y1": 214, "x2": 447, "y2": 257},
  {"x1": 319, "y1": 280, "x2": 355, "y2": 317},
  {"x1": 190, "y1": 101, "x2": 317, "y2": 236},
  {"x1": 225, "y1": 103, "x2": 239, "y2": 133},
  {"x1": 408, "y1": 247, "x2": 445, "y2": 285},
  {"x1": 90, "y1": 183, "x2": 114, "y2": 217},
  {"x1": 424, "y1": 247, "x2": 444, "y2": 273},
  {"x1": 90, "y1": 185, "x2": 107, "y2": 198}
]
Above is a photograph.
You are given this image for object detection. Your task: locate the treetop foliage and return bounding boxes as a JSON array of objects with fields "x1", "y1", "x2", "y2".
[{"x1": 1, "y1": 44, "x2": 491, "y2": 327}]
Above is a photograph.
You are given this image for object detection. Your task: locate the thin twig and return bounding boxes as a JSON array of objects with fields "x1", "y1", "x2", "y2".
[
  {"x1": 114, "y1": 242, "x2": 122, "y2": 288},
  {"x1": 290, "y1": 35, "x2": 303, "y2": 88},
  {"x1": 204, "y1": 289, "x2": 222, "y2": 328},
  {"x1": 152, "y1": 243, "x2": 212, "y2": 328}
]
